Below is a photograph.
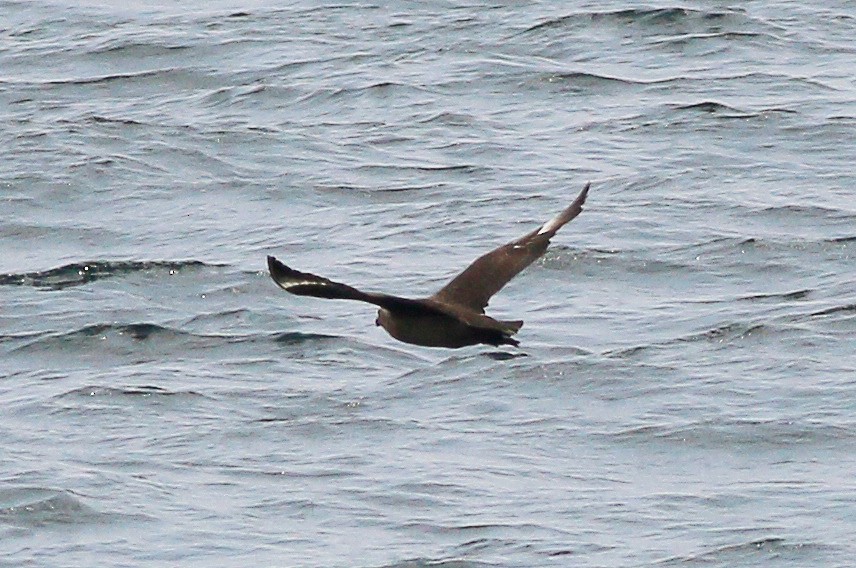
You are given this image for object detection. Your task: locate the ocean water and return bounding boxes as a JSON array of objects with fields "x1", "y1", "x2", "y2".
[{"x1": 1, "y1": 1, "x2": 854, "y2": 566}]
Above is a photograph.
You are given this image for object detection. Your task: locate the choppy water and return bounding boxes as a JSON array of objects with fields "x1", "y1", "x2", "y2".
[{"x1": 2, "y1": 1, "x2": 854, "y2": 566}]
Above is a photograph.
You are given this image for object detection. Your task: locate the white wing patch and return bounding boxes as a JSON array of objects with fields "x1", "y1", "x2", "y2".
[
  {"x1": 537, "y1": 211, "x2": 565, "y2": 235},
  {"x1": 278, "y1": 279, "x2": 329, "y2": 289}
]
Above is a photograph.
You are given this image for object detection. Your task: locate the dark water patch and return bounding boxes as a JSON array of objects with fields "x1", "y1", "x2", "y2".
[
  {"x1": 8, "y1": 322, "x2": 273, "y2": 357},
  {"x1": 756, "y1": 203, "x2": 855, "y2": 221},
  {"x1": 319, "y1": 81, "x2": 430, "y2": 103},
  {"x1": 40, "y1": 68, "x2": 170, "y2": 86},
  {"x1": 8, "y1": 321, "x2": 351, "y2": 358},
  {"x1": 16, "y1": 321, "x2": 377, "y2": 356},
  {"x1": 8, "y1": 323, "x2": 183, "y2": 353},
  {"x1": 520, "y1": 7, "x2": 741, "y2": 35},
  {"x1": 374, "y1": 559, "x2": 493, "y2": 568},
  {"x1": 417, "y1": 111, "x2": 477, "y2": 126},
  {"x1": 89, "y1": 38, "x2": 193, "y2": 56},
  {"x1": 603, "y1": 344, "x2": 653, "y2": 359},
  {"x1": 830, "y1": 235, "x2": 856, "y2": 243},
  {"x1": 0, "y1": 488, "x2": 104, "y2": 527},
  {"x1": 827, "y1": 114, "x2": 856, "y2": 123},
  {"x1": 784, "y1": 300, "x2": 855, "y2": 339},
  {"x1": 66, "y1": 153, "x2": 162, "y2": 175},
  {"x1": 652, "y1": 29, "x2": 769, "y2": 48},
  {"x1": 531, "y1": 71, "x2": 651, "y2": 94},
  {"x1": 58, "y1": 384, "x2": 203, "y2": 400},
  {"x1": 0, "y1": 330, "x2": 46, "y2": 345},
  {"x1": 737, "y1": 289, "x2": 813, "y2": 302},
  {"x1": 758, "y1": 107, "x2": 799, "y2": 115},
  {"x1": 677, "y1": 322, "x2": 773, "y2": 344},
  {"x1": 706, "y1": 71, "x2": 840, "y2": 93},
  {"x1": 671, "y1": 100, "x2": 756, "y2": 118},
  {"x1": 233, "y1": 466, "x2": 351, "y2": 481},
  {"x1": 357, "y1": 81, "x2": 410, "y2": 92},
  {"x1": 607, "y1": 319, "x2": 807, "y2": 358},
  {"x1": 272, "y1": 331, "x2": 339, "y2": 345},
  {"x1": 809, "y1": 303, "x2": 856, "y2": 317},
  {"x1": 91, "y1": 323, "x2": 168, "y2": 341},
  {"x1": 0, "y1": 259, "x2": 216, "y2": 290},
  {"x1": 200, "y1": 84, "x2": 267, "y2": 109},
  {"x1": 613, "y1": 418, "x2": 853, "y2": 448},
  {"x1": 88, "y1": 114, "x2": 144, "y2": 126},
  {"x1": 46, "y1": 381, "x2": 213, "y2": 416},
  {"x1": 544, "y1": 541, "x2": 615, "y2": 558},
  {"x1": 314, "y1": 182, "x2": 444, "y2": 197},
  {"x1": 675, "y1": 288, "x2": 819, "y2": 307},
  {"x1": 356, "y1": 163, "x2": 481, "y2": 174},
  {"x1": 544, "y1": 71, "x2": 646, "y2": 86},
  {"x1": 484, "y1": 351, "x2": 528, "y2": 361},
  {"x1": 184, "y1": 308, "x2": 252, "y2": 326},
  {"x1": 656, "y1": 537, "x2": 829, "y2": 566}
]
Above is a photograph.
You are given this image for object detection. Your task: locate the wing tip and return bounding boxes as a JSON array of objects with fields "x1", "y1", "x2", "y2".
[
  {"x1": 267, "y1": 254, "x2": 281, "y2": 273},
  {"x1": 578, "y1": 181, "x2": 591, "y2": 205},
  {"x1": 536, "y1": 182, "x2": 591, "y2": 236},
  {"x1": 267, "y1": 255, "x2": 298, "y2": 287}
]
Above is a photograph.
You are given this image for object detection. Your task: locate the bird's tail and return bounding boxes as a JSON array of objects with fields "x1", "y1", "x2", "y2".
[{"x1": 499, "y1": 319, "x2": 524, "y2": 334}]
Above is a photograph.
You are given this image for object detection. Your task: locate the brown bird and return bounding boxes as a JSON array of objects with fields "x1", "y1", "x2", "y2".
[{"x1": 268, "y1": 183, "x2": 589, "y2": 348}]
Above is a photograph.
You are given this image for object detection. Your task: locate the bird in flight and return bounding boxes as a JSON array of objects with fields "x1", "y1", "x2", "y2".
[{"x1": 268, "y1": 183, "x2": 589, "y2": 348}]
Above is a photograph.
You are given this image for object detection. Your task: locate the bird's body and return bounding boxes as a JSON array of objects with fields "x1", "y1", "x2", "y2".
[
  {"x1": 268, "y1": 183, "x2": 590, "y2": 348},
  {"x1": 375, "y1": 308, "x2": 521, "y2": 348}
]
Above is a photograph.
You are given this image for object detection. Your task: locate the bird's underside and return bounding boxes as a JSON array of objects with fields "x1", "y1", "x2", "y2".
[{"x1": 268, "y1": 182, "x2": 590, "y2": 348}]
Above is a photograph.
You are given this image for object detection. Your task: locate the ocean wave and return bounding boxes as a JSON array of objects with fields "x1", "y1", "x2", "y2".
[
  {"x1": 603, "y1": 317, "x2": 815, "y2": 359},
  {"x1": 6, "y1": 320, "x2": 344, "y2": 354},
  {"x1": 0, "y1": 259, "x2": 216, "y2": 290},
  {"x1": 652, "y1": 29, "x2": 769, "y2": 46},
  {"x1": 42, "y1": 68, "x2": 170, "y2": 86},
  {"x1": 754, "y1": 203, "x2": 855, "y2": 220},
  {"x1": 57, "y1": 384, "x2": 204, "y2": 400},
  {"x1": 542, "y1": 246, "x2": 697, "y2": 275},
  {"x1": 272, "y1": 331, "x2": 338, "y2": 344},
  {"x1": 0, "y1": 487, "x2": 104, "y2": 527},
  {"x1": 7, "y1": 322, "x2": 201, "y2": 354},
  {"x1": 542, "y1": 70, "x2": 649, "y2": 87},
  {"x1": 655, "y1": 536, "x2": 829, "y2": 566},
  {"x1": 355, "y1": 163, "x2": 482, "y2": 175},
  {"x1": 370, "y1": 559, "x2": 493, "y2": 568},
  {"x1": 808, "y1": 303, "x2": 856, "y2": 317},
  {"x1": 676, "y1": 322, "x2": 773, "y2": 344},
  {"x1": 671, "y1": 101, "x2": 755, "y2": 117},
  {"x1": 611, "y1": 418, "x2": 854, "y2": 447},
  {"x1": 520, "y1": 7, "x2": 745, "y2": 35},
  {"x1": 724, "y1": 289, "x2": 813, "y2": 303}
]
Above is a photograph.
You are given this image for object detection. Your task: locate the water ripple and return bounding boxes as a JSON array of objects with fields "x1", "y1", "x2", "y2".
[{"x1": 0, "y1": 259, "x2": 216, "y2": 290}]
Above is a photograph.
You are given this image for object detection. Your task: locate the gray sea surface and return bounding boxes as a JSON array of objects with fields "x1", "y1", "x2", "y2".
[{"x1": 1, "y1": 1, "x2": 855, "y2": 566}]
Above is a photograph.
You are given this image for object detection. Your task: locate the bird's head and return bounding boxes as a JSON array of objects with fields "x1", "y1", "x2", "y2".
[{"x1": 375, "y1": 308, "x2": 390, "y2": 329}]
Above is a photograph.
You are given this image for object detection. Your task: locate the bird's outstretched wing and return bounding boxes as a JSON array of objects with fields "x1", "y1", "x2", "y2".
[
  {"x1": 267, "y1": 256, "x2": 439, "y2": 315},
  {"x1": 431, "y1": 182, "x2": 589, "y2": 312}
]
